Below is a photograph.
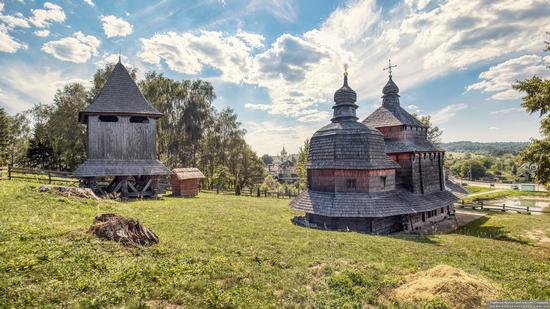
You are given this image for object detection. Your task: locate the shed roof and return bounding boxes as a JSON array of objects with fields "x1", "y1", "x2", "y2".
[
  {"x1": 79, "y1": 61, "x2": 162, "y2": 122},
  {"x1": 171, "y1": 168, "x2": 205, "y2": 180}
]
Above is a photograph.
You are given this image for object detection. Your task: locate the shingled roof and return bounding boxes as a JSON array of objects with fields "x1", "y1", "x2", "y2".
[
  {"x1": 73, "y1": 159, "x2": 170, "y2": 177},
  {"x1": 79, "y1": 61, "x2": 162, "y2": 122},
  {"x1": 171, "y1": 168, "x2": 205, "y2": 180},
  {"x1": 290, "y1": 188, "x2": 457, "y2": 217}
]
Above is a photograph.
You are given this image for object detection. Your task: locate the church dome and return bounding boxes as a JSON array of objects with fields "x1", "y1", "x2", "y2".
[
  {"x1": 333, "y1": 74, "x2": 357, "y2": 104},
  {"x1": 382, "y1": 76, "x2": 399, "y2": 96},
  {"x1": 307, "y1": 72, "x2": 400, "y2": 170}
]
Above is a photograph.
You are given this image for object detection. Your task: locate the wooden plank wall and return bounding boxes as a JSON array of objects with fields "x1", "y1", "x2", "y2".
[{"x1": 87, "y1": 116, "x2": 157, "y2": 160}]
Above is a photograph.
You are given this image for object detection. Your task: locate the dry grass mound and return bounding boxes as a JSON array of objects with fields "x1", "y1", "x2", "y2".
[
  {"x1": 390, "y1": 265, "x2": 496, "y2": 308},
  {"x1": 38, "y1": 185, "x2": 100, "y2": 200},
  {"x1": 89, "y1": 213, "x2": 159, "y2": 246}
]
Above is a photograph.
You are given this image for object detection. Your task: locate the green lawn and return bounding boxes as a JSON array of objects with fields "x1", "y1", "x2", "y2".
[
  {"x1": 462, "y1": 187, "x2": 550, "y2": 203},
  {"x1": 1, "y1": 181, "x2": 549, "y2": 308}
]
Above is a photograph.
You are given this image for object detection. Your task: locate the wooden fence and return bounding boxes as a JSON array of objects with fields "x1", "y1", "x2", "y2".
[
  {"x1": 456, "y1": 200, "x2": 549, "y2": 214},
  {"x1": 0, "y1": 166, "x2": 78, "y2": 186},
  {"x1": 201, "y1": 188, "x2": 299, "y2": 199}
]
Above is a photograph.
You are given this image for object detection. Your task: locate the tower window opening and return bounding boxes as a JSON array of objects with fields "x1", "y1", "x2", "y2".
[
  {"x1": 381, "y1": 176, "x2": 387, "y2": 190},
  {"x1": 99, "y1": 115, "x2": 118, "y2": 122},
  {"x1": 130, "y1": 116, "x2": 149, "y2": 123}
]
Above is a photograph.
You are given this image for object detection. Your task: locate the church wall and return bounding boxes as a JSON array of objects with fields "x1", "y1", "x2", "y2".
[
  {"x1": 389, "y1": 153, "x2": 413, "y2": 189},
  {"x1": 87, "y1": 115, "x2": 157, "y2": 161},
  {"x1": 309, "y1": 169, "x2": 395, "y2": 193},
  {"x1": 377, "y1": 125, "x2": 428, "y2": 141}
]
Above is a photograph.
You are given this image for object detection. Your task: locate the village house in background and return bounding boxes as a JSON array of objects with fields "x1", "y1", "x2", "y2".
[
  {"x1": 73, "y1": 59, "x2": 171, "y2": 198},
  {"x1": 266, "y1": 147, "x2": 300, "y2": 184},
  {"x1": 170, "y1": 168, "x2": 205, "y2": 197},
  {"x1": 290, "y1": 66, "x2": 458, "y2": 233}
]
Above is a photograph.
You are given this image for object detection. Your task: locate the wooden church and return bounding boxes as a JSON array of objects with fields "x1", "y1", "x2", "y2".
[
  {"x1": 73, "y1": 59, "x2": 170, "y2": 198},
  {"x1": 290, "y1": 68, "x2": 457, "y2": 233}
]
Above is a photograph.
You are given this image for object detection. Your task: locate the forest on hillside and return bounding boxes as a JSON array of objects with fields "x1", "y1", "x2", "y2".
[{"x1": 441, "y1": 141, "x2": 528, "y2": 156}]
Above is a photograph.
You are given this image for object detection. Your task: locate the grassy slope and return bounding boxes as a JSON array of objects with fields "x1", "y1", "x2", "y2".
[
  {"x1": 0, "y1": 181, "x2": 549, "y2": 308},
  {"x1": 462, "y1": 186, "x2": 549, "y2": 203}
]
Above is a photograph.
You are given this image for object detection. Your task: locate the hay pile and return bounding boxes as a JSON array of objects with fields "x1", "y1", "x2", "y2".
[
  {"x1": 38, "y1": 185, "x2": 100, "y2": 200},
  {"x1": 89, "y1": 213, "x2": 159, "y2": 246},
  {"x1": 390, "y1": 265, "x2": 496, "y2": 308}
]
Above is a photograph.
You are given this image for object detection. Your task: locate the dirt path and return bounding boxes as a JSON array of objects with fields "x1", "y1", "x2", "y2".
[{"x1": 465, "y1": 189, "x2": 505, "y2": 198}]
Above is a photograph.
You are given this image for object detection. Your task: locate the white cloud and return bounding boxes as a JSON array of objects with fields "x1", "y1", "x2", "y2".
[
  {"x1": 466, "y1": 54, "x2": 550, "y2": 100},
  {"x1": 490, "y1": 107, "x2": 524, "y2": 115},
  {"x1": 95, "y1": 52, "x2": 129, "y2": 67},
  {"x1": 430, "y1": 103, "x2": 467, "y2": 125},
  {"x1": 0, "y1": 13, "x2": 30, "y2": 29},
  {"x1": 83, "y1": 0, "x2": 95, "y2": 7},
  {"x1": 244, "y1": 120, "x2": 317, "y2": 154},
  {"x1": 246, "y1": 0, "x2": 298, "y2": 22},
  {"x1": 34, "y1": 29, "x2": 50, "y2": 37},
  {"x1": 30, "y1": 2, "x2": 65, "y2": 28},
  {"x1": 100, "y1": 15, "x2": 133, "y2": 38},
  {"x1": 139, "y1": 0, "x2": 549, "y2": 126},
  {"x1": 139, "y1": 30, "x2": 262, "y2": 83},
  {"x1": 0, "y1": 3, "x2": 4, "y2": 12},
  {"x1": 0, "y1": 24, "x2": 27, "y2": 53},
  {"x1": 0, "y1": 62, "x2": 90, "y2": 112},
  {"x1": 236, "y1": 31, "x2": 265, "y2": 49},
  {"x1": 42, "y1": 32, "x2": 101, "y2": 63},
  {"x1": 489, "y1": 126, "x2": 499, "y2": 130}
]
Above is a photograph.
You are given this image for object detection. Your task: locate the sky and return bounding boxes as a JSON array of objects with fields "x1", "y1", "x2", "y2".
[{"x1": 0, "y1": 0, "x2": 549, "y2": 155}]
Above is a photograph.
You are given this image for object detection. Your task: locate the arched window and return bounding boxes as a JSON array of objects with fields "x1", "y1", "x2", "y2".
[
  {"x1": 129, "y1": 116, "x2": 149, "y2": 123},
  {"x1": 99, "y1": 115, "x2": 118, "y2": 122}
]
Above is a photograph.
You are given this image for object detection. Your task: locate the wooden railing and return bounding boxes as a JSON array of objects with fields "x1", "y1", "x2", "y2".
[
  {"x1": 201, "y1": 189, "x2": 298, "y2": 199},
  {"x1": 456, "y1": 200, "x2": 550, "y2": 214},
  {"x1": 0, "y1": 166, "x2": 78, "y2": 186}
]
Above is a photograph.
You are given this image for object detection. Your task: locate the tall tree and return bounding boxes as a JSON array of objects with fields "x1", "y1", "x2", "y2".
[
  {"x1": 296, "y1": 139, "x2": 309, "y2": 189},
  {"x1": 416, "y1": 114, "x2": 443, "y2": 144},
  {"x1": 5, "y1": 112, "x2": 30, "y2": 166},
  {"x1": 512, "y1": 36, "x2": 550, "y2": 186},
  {"x1": 47, "y1": 83, "x2": 88, "y2": 170},
  {"x1": 0, "y1": 108, "x2": 10, "y2": 165}
]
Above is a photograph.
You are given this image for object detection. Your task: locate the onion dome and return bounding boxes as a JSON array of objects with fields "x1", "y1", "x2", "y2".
[
  {"x1": 307, "y1": 70, "x2": 400, "y2": 170},
  {"x1": 382, "y1": 76, "x2": 399, "y2": 96},
  {"x1": 332, "y1": 72, "x2": 359, "y2": 123}
]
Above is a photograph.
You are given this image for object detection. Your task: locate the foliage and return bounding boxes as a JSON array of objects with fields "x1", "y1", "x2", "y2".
[
  {"x1": 418, "y1": 115, "x2": 443, "y2": 145},
  {"x1": 0, "y1": 108, "x2": 11, "y2": 164},
  {"x1": 0, "y1": 181, "x2": 549, "y2": 307},
  {"x1": 448, "y1": 159, "x2": 486, "y2": 180},
  {"x1": 296, "y1": 139, "x2": 309, "y2": 189},
  {"x1": 512, "y1": 36, "x2": 550, "y2": 186},
  {"x1": 442, "y1": 142, "x2": 527, "y2": 156},
  {"x1": 260, "y1": 175, "x2": 280, "y2": 193},
  {"x1": 0, "y1": 108, "x2": 30, "y2": 166}
]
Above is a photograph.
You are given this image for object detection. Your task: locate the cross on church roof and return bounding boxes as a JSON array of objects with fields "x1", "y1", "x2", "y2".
[{"x1": 383, "y1": 59, "x2": 397, "y2": 77}]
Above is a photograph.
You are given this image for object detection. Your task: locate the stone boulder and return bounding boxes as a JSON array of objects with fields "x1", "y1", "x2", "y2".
[{"x1": 89, "y1": 213, "x2": 159, "y2": 246}]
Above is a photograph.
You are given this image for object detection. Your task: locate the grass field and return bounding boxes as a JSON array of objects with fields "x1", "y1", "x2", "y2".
[
  {"x1": 1, "y1": 181, "x2": 549, "y2": 308},
  {"x1": 462, "y1": 186, "x2": 550, "y2": 203}
]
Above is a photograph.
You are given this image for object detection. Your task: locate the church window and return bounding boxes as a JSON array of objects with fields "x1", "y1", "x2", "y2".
[
  {"x1": 346, "y1": 179, "x2": 357, "y2": 191},
  {"x1": 381, "y1": 176, "x2": 387, "y2": 190}
]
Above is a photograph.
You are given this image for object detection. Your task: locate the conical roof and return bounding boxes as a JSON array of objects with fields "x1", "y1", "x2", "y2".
[{"x1": 79, "y1": 61, "x2": 162, "y2": 122}]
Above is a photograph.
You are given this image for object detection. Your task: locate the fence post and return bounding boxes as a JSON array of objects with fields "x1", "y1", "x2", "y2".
[
  {"x1": 461, "y1": 200, "x2": 464, "y2": 208},
  {"x1": 526, "y1": 206, "x2": 530, "y2": 215},
  {"x1": 502, "y1": 204, "x2": 505, "y2": 212},
  {"x1": 7, "y1": 165, "x2": 11, "y2": 180},
  {"x1": 48, "y1": 172, "x2": 52, "y2": 184},
  {"x1": 480, "y1": 201, "x2": 483, "y2": 210}
]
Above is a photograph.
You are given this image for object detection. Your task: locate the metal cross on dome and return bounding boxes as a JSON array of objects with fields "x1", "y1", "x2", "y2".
[{"x1": 383, "y1": 59, "x2": 397, "y2": 77}]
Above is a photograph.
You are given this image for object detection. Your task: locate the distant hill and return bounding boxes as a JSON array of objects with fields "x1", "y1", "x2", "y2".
[{"x1": 441, "y1": 141, "x2": 528, "y2": 155}]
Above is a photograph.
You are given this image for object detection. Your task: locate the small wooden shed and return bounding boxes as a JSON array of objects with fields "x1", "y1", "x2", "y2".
[{"x1": 170, "y1": 168, "x2": 205, "y2": 197}]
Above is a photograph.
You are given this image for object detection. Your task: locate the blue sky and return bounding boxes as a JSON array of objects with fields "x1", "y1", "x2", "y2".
[{"x1": 0, "y1": 0, "x2": 548, "y2": 155}]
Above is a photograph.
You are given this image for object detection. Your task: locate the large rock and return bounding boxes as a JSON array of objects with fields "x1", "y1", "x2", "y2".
[{"x1": 89, "y1": 213, "x2": 159, "y2": 246}]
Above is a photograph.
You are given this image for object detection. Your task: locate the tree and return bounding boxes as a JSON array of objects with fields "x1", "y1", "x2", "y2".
[
  {"x1": 0, "y1": 108, "x2": 10, "y2": 165},
  {"x1": 47, "y1": 83, "x2": 88, "y2": 170},
  {"x1": 512, "y1": 36, "x2": 550, "y2": 186},
  {"x1": 5, "y1": 112, "x2": 30, "y2": 166},
  {"x1": 296, "y1": 139, "x2": 309, "y2": 189},
  {"x1": 261, "y1": 154, "x2": 273, "y2": 165},
  {"x1": 418, "y1": 115, "x2": 443, "y2": 144}
]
